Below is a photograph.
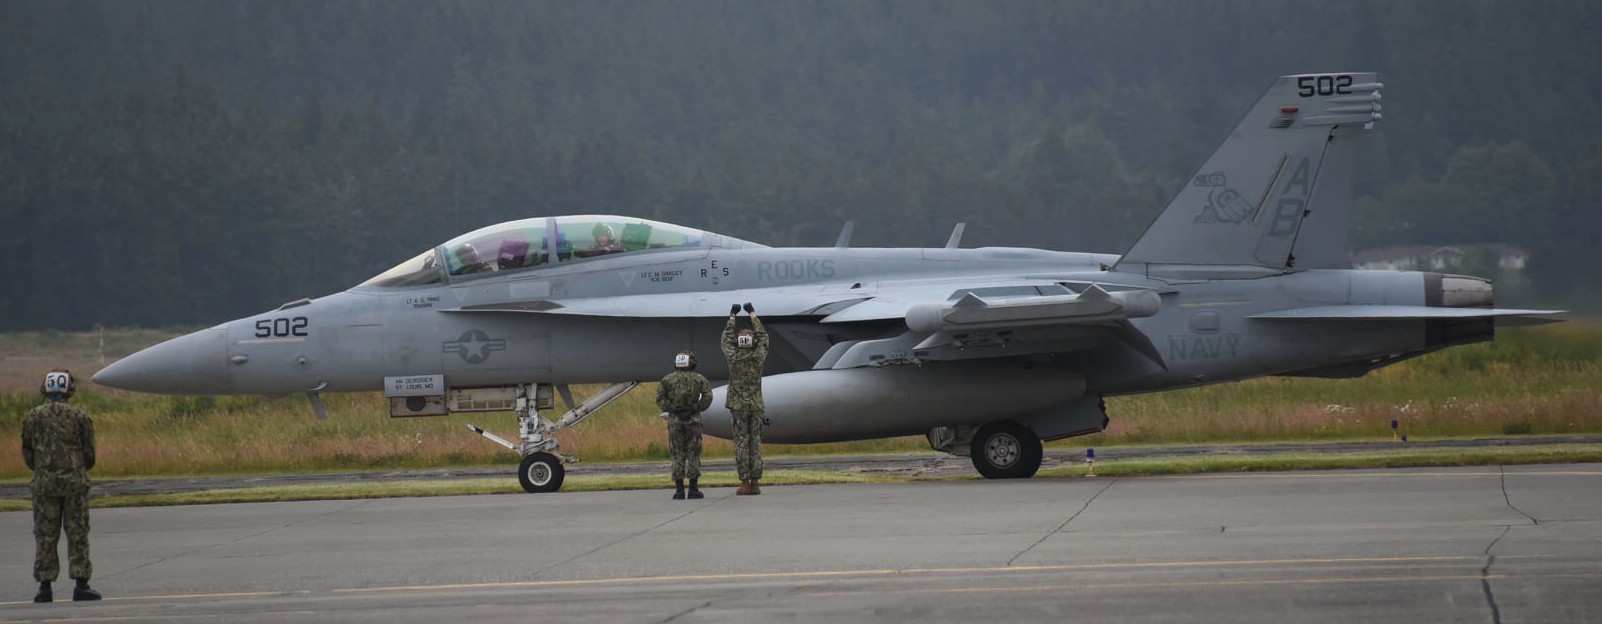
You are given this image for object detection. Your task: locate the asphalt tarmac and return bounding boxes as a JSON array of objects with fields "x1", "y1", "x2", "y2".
[{"x1": 2, "y1": 463, "x2": 1600, "y2": 623}]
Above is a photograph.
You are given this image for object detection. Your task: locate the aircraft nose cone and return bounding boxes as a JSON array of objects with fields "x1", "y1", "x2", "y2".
[{"x1": 92, "y1": 327, "x2": 229, "y2": 394}]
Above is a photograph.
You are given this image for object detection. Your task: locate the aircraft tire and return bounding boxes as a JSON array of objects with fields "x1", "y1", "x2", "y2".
[
  {"x1": 970, "y1": 420, "x2": 1042, "y2": 479},
  {"x1": 518, "y1": 452, "x2": 566, "y2": 493}
]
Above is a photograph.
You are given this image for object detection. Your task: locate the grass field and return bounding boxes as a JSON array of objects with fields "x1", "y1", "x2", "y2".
[
  {"x1": 0, "y1": 322, "x2": 1598, "y2": 480},
  {"x1": 3, "y1": 445, "x2": 1600, "y2": 512}
]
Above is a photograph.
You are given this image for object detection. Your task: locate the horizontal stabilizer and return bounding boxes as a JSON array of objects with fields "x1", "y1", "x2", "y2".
[{"x1": 1250, "y1": 305, "x2": 1565, "y2": 326}]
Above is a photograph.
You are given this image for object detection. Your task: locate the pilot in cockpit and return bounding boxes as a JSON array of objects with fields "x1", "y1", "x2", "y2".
[
  {"x1": 451, "y1": 243, "x2": 495, "y2": 275},
  {"x1": 588, "y1": 223, "x2": 624, "y2": 255}
]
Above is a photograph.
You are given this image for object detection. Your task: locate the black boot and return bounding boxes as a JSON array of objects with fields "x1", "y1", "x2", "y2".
[
  {"x1": 73, "y1": 579, "x2": 101, "y2": 601},
  {"x1": 672, "y1": 478, "x2": 686, "y2": 500},
  {"x1": 33, "y1": 581, "x2": 51, "y2": 603},
  {"x1": 687, "y1": 478, "x2": 704, "y2": 499}
]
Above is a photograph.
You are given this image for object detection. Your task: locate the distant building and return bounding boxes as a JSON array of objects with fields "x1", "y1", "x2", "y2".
[{"x1": 1350, "y1": 244, "x2": 1529, "y2": 272}]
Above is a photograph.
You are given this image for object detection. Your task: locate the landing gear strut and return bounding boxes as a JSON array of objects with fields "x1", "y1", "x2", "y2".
[{"x1": 467, "y1": 381, "x2": 638, "y2": 493}]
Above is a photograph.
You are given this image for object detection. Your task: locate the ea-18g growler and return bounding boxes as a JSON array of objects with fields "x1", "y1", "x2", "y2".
[{"x1": 94, "y1": 72, "x2": 1561, "y2": 492}]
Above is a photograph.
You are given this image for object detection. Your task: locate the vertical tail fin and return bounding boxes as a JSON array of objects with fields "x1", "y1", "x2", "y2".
[{"x1": 1114, "y1": 73, "x2": 1382, "y2": 278}]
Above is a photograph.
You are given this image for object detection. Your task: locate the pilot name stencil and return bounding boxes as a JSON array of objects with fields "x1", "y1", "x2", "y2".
[{"x1": 640, "y1": 269, "x2": 681, "y2": 283}]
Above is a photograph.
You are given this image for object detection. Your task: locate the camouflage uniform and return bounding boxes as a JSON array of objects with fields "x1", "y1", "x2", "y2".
[
  {"x1": 721, "y1": 315, "x2": 768, "y2": 481},
  {"x1": 656, "y1": 370, "x2": 713, "y2": 480},
  {"x1": 22, "y1": 401, "x2": 96, "y2": 583}
]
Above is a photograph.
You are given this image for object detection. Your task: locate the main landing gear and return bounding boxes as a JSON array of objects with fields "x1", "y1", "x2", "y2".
[
  {"x1": 467, "y1": 382, "x2": 638, "y2": 493},
  {"x1": 927, "y1": 419, "x2": 1044, "y2": 480},
  {"x1": 970, "y1": 420, "x2": 1043, "y2": 479}
]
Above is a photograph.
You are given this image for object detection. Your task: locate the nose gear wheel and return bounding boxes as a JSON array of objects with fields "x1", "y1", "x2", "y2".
[
  {"x1": 467, "y1": 382, "x2": 638, "y2": 493},
  {"x1": 519, "y1": 452, "x2": 564, "y2": 493}
]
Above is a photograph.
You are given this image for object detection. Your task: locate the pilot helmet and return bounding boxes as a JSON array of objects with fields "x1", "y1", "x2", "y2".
[
  {"x1": 455, "y1": 243, "x2": 480, "y2": 264},
  {"x1": 737, "y1": 330, "x2": 755, "y2": 349},
  {"x1": 592, "y1": 223, "x2": 615, "y2": 241},
  {"x1": 674, "y1": 351, "x2": 696, "y2": 371},
  {"x1": 41, "y1": 369, "x2": 75, "y2": 400}
]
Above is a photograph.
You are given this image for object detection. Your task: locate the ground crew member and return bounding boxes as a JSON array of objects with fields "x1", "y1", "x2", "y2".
[
  {"x1": 722, "y1": 302, "x2": 768, "y2": 495},
  {"x1": 22, "y1": 369, "x2": 102, "y2": 603},
  {"x1": 656, "y1": 351, "x2": 713, "y2": 500}
]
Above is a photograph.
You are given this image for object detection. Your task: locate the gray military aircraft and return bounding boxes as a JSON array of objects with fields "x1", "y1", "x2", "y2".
[{"x1": 94, "y1": 72, "x2": 1560, "y2": 492}]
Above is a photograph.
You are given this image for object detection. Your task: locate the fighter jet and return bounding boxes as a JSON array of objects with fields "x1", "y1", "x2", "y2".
[{"x1": 94, "y1": 72, "x2": 1561, "y2": 492}]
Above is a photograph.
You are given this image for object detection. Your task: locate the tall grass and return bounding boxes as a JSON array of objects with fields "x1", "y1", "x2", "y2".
[
  {"x1": 0, "y1": 323, "x2": 1597, "y2": 479},
  {"x1": 1094, "y1": 322, "x2": 1602, "y2": 445}
]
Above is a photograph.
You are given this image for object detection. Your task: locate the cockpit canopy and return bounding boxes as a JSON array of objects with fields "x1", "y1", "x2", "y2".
[{"x1": 361, "y1": 215, "x2": 758, "y2": 288}]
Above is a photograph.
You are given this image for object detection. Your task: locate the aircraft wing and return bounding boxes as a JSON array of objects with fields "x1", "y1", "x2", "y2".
[
  {"x1": 1250, "y1": 305, "x2": 1566, "y2": 326},
  {"x1": 450, "y1": 286, "x2": 872, "y2": 318},
  {"x1": 450, "y1": 276, "x2": 1169, "y2": 369},
  {"x1": 450, "y1": 276, "x2": 1097, "y2": 320}
]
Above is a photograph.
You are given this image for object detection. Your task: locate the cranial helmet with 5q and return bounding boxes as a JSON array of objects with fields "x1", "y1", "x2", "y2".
[
  {"x1": 41, "y1": 369, "x2": 75, "y2": 399},
  {"x1": 674, "y1": 351, "x2": 696, "y2": 370},
  {"x1": 737, "y1": 330, "x2": 755, "y2": 349}
]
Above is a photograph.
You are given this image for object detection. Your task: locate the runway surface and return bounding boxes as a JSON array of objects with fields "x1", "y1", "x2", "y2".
[{"x1": 3, "y1": 463, "x2": 1600, "y2": 623}]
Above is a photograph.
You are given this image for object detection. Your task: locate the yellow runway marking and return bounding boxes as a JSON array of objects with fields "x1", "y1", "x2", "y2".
[
  {"x1": 321, "y1": 555, "x2": 1554, "y2": 594},
  {"x1": 1142, "y1": 470, "x2": 1602, "y2": 480},
  {"x1": 330, "y1": 569, "x2": 904, "y2": 593},
  {"x1": 0, "y1": 555, "x2": 1579, "y2": 607},
  {"x1": 808, "y1": 572, "x2": 1602, "y2": 597},
  {"x1": 0, "y1": 612, "x2": 319, "y2": 623},
  {"x1": 116, "y1": 590, "x2": 311, "y2": 602},
  {"x1": 0, "y1": 590, "x2": 307, "y2": 607}
]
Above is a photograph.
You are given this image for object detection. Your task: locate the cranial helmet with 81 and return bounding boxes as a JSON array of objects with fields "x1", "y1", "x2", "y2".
[{"x1": 41, "y1": 369, "x2": 75, "y2": 399}]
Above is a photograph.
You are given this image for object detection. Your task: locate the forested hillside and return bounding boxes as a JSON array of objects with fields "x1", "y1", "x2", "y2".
[{"x1": 2, "y1": 1, "x2": 1599, "y2": 330}]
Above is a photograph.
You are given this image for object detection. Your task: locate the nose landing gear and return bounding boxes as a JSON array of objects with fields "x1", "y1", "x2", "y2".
[{"x1": 467, "y1": 381, "x2": 638, "y2": 493}]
